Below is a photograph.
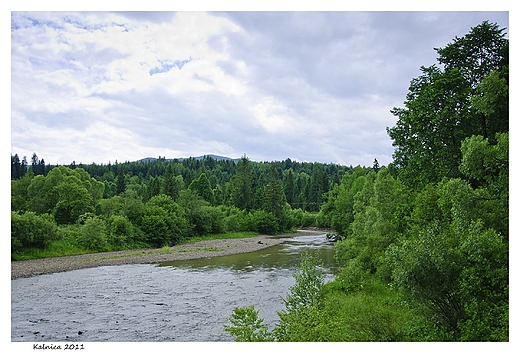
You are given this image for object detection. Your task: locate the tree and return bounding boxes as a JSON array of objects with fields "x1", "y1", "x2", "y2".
[
  {"x1": 11, "y1": 174, "x2": 32, "y2": 212},
  {"x1": 224, "y1": 306, "x2": 273, "y2": 342},
  {"x1": 147, "y1": 176, "x2": 161, "y2": 200},
  {"x1": 283, "y1": 169, "x2": 296, "y2": 206},
  {"x1": 11, "y1": 154, "x2": 23, "y2": 179},
  {"x1": 78, "y1": 216, "x2": 108, "y2": 251},
  {"x1": 116, "y1": 169, "x2": 126, "y2": 195},
  {"x1": 11, "y1": 211, "x2": 59, "y2": 253},
  {"x1": 387, "y1": 21, "x2": 508, "y2": 188},
  {"x1": 263, "y1": 164, "x2": 287, "y2": 231},
  {"x1": 162, "y1": 163, "x2": 181, "y2": 201},
  {"x1": 229, "y1": 156, "x2": 255, "y2": 211},
  {"x1": 25, "y1": 166, "x2": 104, "y2": 223},
  {"x1": 435, "y1": 21, "x2": 508, "y2": 89},
  {"x1": 188, "y1": 173, "x2": 215, "y2": 204},
  {"x1": 225, "y1": 251, "x2": 324, "y2": 342},
  {"x1": 53, "y1": 177, "x2": 94, "y2": 224},
  {"x1": 387, "y1": 219, "x2": 508, "y2": 340},
  {"x1": 308, "y1": 165, "x2": 329, "y2": 212},
  {"x1": 372, "y1": 158, "x2": 380, "y2": 173}
]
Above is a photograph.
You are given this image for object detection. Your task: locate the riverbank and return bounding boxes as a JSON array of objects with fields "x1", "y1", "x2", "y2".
[{"x1": 11, "y1": 232, "x2": 319, "y2": 280}]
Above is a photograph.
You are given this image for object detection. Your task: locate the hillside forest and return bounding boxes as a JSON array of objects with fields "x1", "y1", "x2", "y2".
[{"x1": 11, "y1": 21, "x2": 508, "y2": 341}]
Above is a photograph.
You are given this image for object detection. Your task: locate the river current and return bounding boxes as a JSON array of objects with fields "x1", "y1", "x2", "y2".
[{"x1": 11, "y1": 232, "x2": 338, "y2": 342}]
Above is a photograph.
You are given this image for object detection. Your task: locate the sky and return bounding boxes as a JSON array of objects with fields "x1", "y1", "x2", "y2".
[{"x1": 10, "y1": 8, "x2": 510, "y2": 167}]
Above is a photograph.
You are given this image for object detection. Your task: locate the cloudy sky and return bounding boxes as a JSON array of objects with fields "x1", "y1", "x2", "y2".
[{"x1": 10, "y1": 9, "x2": 509, "y2": 167}]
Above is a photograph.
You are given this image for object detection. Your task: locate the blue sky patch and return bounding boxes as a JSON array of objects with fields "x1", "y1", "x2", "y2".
[{"x1": 149, "y1": 58, "x2": 192, "y2": 75}]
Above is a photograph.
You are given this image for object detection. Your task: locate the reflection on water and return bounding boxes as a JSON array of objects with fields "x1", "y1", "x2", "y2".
[{"x1": 11, "y1": 232, "x2": 338, "y2": 342}]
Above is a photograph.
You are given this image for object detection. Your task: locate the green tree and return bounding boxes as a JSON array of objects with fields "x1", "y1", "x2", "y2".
[
  {"x1": 11, "y1": 211, "x2": 59, "y2": 253},
  {"x1": 53, "y1": 177, "x2": 94, "y2": 224},
  {"x1": 162, "y1": 163, "x2": 181, "y2": 201},
  {"x1": 229, "y1": 156, "x2": 255, "y2": 211},
  {"x1": 78, "y1": 216, "x2": 108, "y2": 251},
  {"x1": 25, "y1": 166, "x2": 104, "y2": 224},
  {"x1": 188, "y1": 173, "x2": 215, "y2": 204},
  {"x1": 11, "y1": 174, "x2": 32, "y2": 212},
  {"x1": 139, "y1": 206, "x2": 171, "y2": 247},
  {"x1": 107, "y1": 215, "x2": 135, "y2": 249},
  {"x1": 11, "y1": 154, "x2": 27, "y2": 179},
  {"x1": 263, "y1": 164, "x2": 287, "y2": 231},
  {"x1": 147, "y1": 176, "x2": 161, "y2": 200},
  {"x1": 321, "y1": 166, "x2": 368, "y2": 239},
  {"x1": 224, "y1": 306, "x2": 273, "y2": 342},
  {"x1": 387, "y1": 220, "x2": 508, "y2": 340},
  {"x1": 387, "y1": 21, "x2": 508, "y2": 188},
  {"x1": 459, "y1": 132, "x2": 508, "y2": 239},
  {"x1": 116, "y1": 169, "x2": 126, "y2": 195},
  {"x1": 225, "y1": 251, "x2": 325, "y2": 342},
  {"x1": 308, "y1": 165, "x2": 329, "y2": 212}
]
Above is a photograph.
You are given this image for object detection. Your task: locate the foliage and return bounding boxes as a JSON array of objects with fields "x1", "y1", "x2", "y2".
[
  {"x1": 387, "y1": 21, "x2": 508, "y2": 189},
  {"x1": 11, "y1": 211, "x2": 59, "y2": 254},
  {"x1": 224, "y1": 306, "x2": 273, "y2": 342},
  {"x1": 225, "y1": 251, "x2": 325, "y2": 342},
  {"x1": 249, "y1": 210, "x2": 279, "y2": 235},
  {"x1": 386, "y1": 220, "x2": 508, "y2": 340},
  {"x1": 188, "y1": 172, "x2": 215, "y2": 204},
  {"x1": 77, "y1": 216, "x2": 109, "y2": 252},
  {"x1": 229, "y1": 156, "x2": 255, "y2": 211},
  {"x1": 106, "y1": 215, "x2": 135, "y2": 249}
]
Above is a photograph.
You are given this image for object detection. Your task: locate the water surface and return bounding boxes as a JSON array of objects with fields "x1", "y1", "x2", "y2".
[{"x1": 11, "y1": 232, "x2": 337, "y2": 342}]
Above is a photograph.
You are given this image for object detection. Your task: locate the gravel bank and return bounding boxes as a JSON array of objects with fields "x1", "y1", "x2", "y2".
[{"x1": 11, "y1": 234, "x2": 302, "y2": 280}]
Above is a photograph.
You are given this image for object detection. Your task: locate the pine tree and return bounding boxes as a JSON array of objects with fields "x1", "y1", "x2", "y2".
[
  {"x1": 162, "y1": 163, "x2": 180, "y2": 201},
  {"x1": 230, "y1": 156, "x2": 255, "y2": 211},
  {"x1": 263, "y1": 164, "x2": 287, "y2": 230}
]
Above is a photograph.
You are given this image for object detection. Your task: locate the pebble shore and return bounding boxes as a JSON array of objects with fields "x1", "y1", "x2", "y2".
[{"x1": 11, "y1": 234, "x2": 301, "y2": 280}]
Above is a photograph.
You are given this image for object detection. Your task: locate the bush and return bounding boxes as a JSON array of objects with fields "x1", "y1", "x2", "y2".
[
  {"x1": 11, "y1": 211, "x2": 59, "y2": 253},
  {"x1": 301, "y1": 212, "x2": 318, "y2": 228},
  {"x1": 139, "y1": 206, "x2": 171, "y2": 247},
  {"x1": 222, "y1": 206, "x2": 250, "y2": 232},
  {"x1": 224, "y1": 306, "x2": 273, "y2": 342},
  {"x1": 77, "y1": 216, "x2": 108, "y2": 251},
  {"x1": 191, "y1": 206, "x2": 226, "y2": 235},
  {"x1": 249, "y1": 210, "x2": 279, "y2": 234},
  {"x1": 107, "y1": 215, "x2": 135, "y2": 249}
]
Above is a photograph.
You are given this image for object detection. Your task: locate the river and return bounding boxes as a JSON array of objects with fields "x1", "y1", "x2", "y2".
[{"x1": 11, "y1": 232, "x2": 339, "y2": 342}]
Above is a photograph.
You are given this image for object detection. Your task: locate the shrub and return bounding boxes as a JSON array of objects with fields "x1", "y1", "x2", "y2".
[
  {"x1": 11, "y1": 211, "x2": 59, "y2": 253},
  {"x1": 107, "y1": 215, "x2": 135, "y2": 249},
  {"x1": 77, "y1": 216, "x2": 108, "y2": 251},
  {"x1": 249, "y1": 210, "x2": 279, "y2": 234},
  {"x1": 224, "y1": 306, "x2": 273, "y2": 342},
  {"x1": 223, "y1": 206, "x2": 250, "y2": 232}
]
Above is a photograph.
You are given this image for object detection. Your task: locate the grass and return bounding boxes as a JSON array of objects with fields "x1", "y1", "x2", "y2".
[
  {"x1": 177, "y1": 246, "x2": 221, "y2": 253},
  {"x1": 177, "y1": 231, "x2": 260, "y2": 244}
]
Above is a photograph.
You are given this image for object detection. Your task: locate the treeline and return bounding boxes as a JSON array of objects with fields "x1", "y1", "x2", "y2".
[
  {"x1": 225, "y1": 21, "x2": 509, "y2": 342},
  {"x1": 11, "y1": 152, "x2": 359, "y2": 258},
  {"x1": 12, "y1": 154, "x2": 351, "y2": 211}
]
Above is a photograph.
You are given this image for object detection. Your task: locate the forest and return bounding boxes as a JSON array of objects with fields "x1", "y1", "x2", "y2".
[
  {"x1": 11, "y1": 150, "x2": 353, "y2": 256},
  {"x1": 12, "y1": 21, "x2": 508, "y2": 341}
]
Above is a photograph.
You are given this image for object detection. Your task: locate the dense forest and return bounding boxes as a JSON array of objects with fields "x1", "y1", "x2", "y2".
[
  {"x1": 11, "y1": 150, "x2": 355, "y2": 255},
  {"x1": 12, "y1": 21, "x2": 508, "y2": 341}
]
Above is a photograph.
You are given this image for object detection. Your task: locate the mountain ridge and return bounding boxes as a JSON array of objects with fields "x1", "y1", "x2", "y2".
[{"x1": 137, "y1": 154, "x2": 243, "y2": 163}]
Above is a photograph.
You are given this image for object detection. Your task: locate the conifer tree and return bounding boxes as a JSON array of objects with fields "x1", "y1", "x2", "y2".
[{"x1": 230, "y1": 156, "x2": 255, "y2": 211}]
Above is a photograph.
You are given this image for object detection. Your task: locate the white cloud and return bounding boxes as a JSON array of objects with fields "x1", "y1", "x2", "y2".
[{"x1": 10, "y1": 11, "x2": 510, "y2": 166}]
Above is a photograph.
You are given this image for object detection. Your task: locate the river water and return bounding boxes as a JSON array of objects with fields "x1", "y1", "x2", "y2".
[{"x1": 11, "y1": 232, "x2": 339, "y2": 342}]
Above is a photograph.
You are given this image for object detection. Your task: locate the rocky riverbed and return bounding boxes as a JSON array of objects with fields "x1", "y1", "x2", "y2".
[{"x1": 11, "y1": 234, "x2": 299, "y2": 280}]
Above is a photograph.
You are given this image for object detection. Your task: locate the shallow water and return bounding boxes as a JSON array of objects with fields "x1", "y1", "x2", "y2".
[{"x1": 11, "y1": 232, "x2": 338, "y2": 342}]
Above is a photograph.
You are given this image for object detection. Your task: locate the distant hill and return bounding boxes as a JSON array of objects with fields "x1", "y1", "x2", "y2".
[{"x1": 137, "y1": 154, "x2": 242, "y2": 163}]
